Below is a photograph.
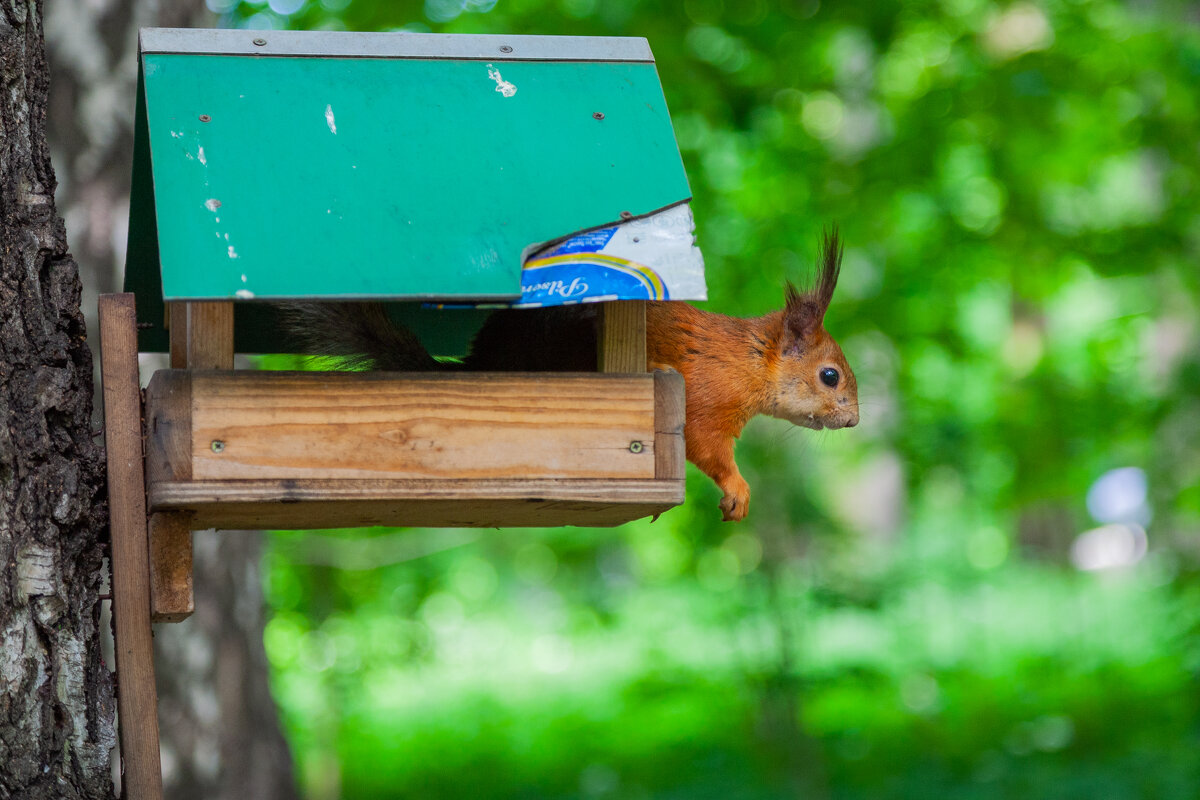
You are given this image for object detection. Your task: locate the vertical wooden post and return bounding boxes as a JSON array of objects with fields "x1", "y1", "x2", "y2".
[
  {"x1": 598, "y1": 300, "x2": 646, "y2": 373},
  {"x1": 148, "y1": 513, "x2": 195, "y2": 623},
  {"x1": 146, "y1": 366, "x2": 194, "y2": 625},
  {"x1": 153, "y1": 299, "x2": 190, "y2": 623},
  {"x1": 149, "y1": 300, "x2": 233, "y2": 622},
  {"x1": 186, "y1": 301, "x2": 235, "y2": 369},
  {"x1": 99, "y1": 293, "x2": 164, "y2": 800},
  {"x1": 653, "y1": 369, "x2": 685, "y2": 480},
  {"x1": 166, "y1": 300, "x2": 187, "y2": 369}
]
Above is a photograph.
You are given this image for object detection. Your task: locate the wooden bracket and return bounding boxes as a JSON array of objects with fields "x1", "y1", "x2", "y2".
[
  {"x1": 148, "y1": 512, "x2": 194, "y2": 623},
  {"x1": 152, "y1": 300, "x2": 233, "y2": 622},
  {"x1": 653, "y1": 369, "x2": 685, "y2": 481},
  {"x1": 185, "y1": 300, "x2": 235, "y2": 369},
  {"x1": 598, "y1": 300, "x2": 647, "y2": 373},
  {"x1": 165, "y1": 299, "x2": 234, "y2": 370},
  {"x1": 166, "y1": 301, "x2": 187, "y2": 369},
  {"x1": 99, "y1": 293, "x2": 165, "y2": 800}
]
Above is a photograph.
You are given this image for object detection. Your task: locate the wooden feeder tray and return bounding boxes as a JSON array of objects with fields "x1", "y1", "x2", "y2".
[{"x1": 144, "y1": 369, "x2": 684, "y2": 530}]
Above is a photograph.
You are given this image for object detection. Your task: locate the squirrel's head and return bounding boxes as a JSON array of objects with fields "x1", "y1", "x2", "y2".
[{"x1": 768, "y1": 228, "x2": 859, "y2": 431}]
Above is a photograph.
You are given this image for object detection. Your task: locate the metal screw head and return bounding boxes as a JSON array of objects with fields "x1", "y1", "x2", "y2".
[
  {"x1": 620, "y1": 210, "x2": 634, "y2": 220},
  {"x1": 629, "y1": 441, "x2": 644, "y2": 454},
  {"x1": 253, "y1": 37, "x2": 267, "y2": 46},
  {"x1": 210, "y1": 440, "x2": 225, "y2": 453},
  {"x1": 199, "y1": 114, "x2": 211, "y2": 123},
  {"x1": 499, "y1": 45, "x2": 513, "y2": 53},
  {"x1": 593, "y1": 111, "x2": 605, "y2": 120}
]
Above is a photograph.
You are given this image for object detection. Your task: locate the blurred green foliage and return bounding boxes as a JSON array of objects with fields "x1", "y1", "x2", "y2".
[{"x1": 231, "y1": 0, "x2": 1200, "y2": 796}]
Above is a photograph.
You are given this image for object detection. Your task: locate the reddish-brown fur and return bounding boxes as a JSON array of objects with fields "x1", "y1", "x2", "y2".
[{"x1": 645, "y1": 231, "x2": 858, "y2": 521}]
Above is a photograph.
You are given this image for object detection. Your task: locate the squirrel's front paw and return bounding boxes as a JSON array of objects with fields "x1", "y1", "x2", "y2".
[{"x1": 719, "y1": 479, "x2": 750, "y2": 522}]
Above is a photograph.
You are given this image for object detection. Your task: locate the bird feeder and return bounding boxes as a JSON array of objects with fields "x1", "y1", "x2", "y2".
[{"x1": 100, "y1": 28, "x2": 704, "y2": 800}]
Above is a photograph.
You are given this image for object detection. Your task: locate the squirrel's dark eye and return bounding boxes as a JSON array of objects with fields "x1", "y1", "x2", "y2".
[{"x1": 819, "y1": 368, "x2": 839, "y2": 387}]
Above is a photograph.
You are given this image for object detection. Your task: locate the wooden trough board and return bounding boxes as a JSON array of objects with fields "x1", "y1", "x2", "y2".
[{"x1": 145, "y1": 369, "x2": 685, "y2": 529}]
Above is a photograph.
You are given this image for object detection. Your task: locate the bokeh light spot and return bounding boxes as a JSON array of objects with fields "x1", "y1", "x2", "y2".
[
  {"x1": 1070, "y1": 523, "x2": 1148, "y2": 571},
  {"x1": 268, "y1": 0, "x2": 306, "y2": 15},
  {"x1": 802, "y1": 91, "x2": 845, "y2": 140},
  {"x1": 966, "y1": 526, "x2": 1009, "y2": 570},
  {"x1": 1086, "y1": 467, "x2": 1150, "y2": 525}
]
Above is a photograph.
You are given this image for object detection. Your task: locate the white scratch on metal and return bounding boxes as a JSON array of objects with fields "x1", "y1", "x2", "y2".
[
  {"x1": 325, "y1": 104, "x2": 337, "y2": 134},
  {"x1": 241, "y1": 273, "x2": 247, "y2": 283},
  {"x1": 487, "y1": 64, "x2": 517, "y2": 98},
  {"x1": 205, "y1": 198, "x2": 221, "y2": 212},
  {"x1": 198, "y1": 146, "x2": 207, "y2": 166},
  {"x1": 227, "y1": 245, "x2": 239, "y2": 259},
  {"x1": 236, "y1": 289, "x2": 254, "y2": 299},
  {"x1": 171, "y1": 131, "x2": 183, "y2": 138}
]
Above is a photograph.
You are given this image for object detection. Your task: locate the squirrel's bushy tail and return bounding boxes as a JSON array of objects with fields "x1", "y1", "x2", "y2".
[{"x1": 278, "y1": 301, "x2": 440, "y2": 371}]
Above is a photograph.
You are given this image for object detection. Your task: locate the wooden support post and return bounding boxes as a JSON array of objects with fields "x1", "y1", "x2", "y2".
[
  {"x1": 186, "y1": 300, "x2": 235, "y2": 369},
  {"x1": 598, "y1": 300, "x2": 647, "y2": 373},
  {"x1": 149, "y1": 300, "x2": 233, "y2": 622},
  {"x1": 166, "y1": 300, "x2": 187, "y2": 369},
  {"x1": 148, "y1": 512, "x2": 194, "y2": 623},
  {"x1": 99, "y1": 293, "x2": 164, "y2": 800},
  {"x1": 653, "y1": 369, "x2": 686, "y2": 480}
]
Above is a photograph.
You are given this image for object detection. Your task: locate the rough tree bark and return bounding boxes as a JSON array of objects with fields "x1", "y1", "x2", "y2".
[
  {"x1": 0, "y1": 1, "x2": 116, "y2": 798},
  {"x1": 43, "y1": 3, "x2": 300, "y2": 798}
]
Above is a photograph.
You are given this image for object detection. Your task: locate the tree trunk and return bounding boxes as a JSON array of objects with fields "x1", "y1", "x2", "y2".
[
  {"x1": 0, "y1": 1, "x2": 116, "y2": 798},
  {"x1": 42, "y1": 4, "x2": 299, "y2": 797},
  {"x1": 152, "y1": 533, "x2": 298, "y2": 800}
]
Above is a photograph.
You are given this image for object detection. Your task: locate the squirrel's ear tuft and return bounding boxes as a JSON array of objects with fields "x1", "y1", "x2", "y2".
[
  {"x1": 815, "y1": 224, "x2": 843, "y2": 313},
  {"x1": 784, "y1": 225, "x2": 843, "y2": 345},
  {"x1": 784, "y1": 281, "x2": 823, "y2": 343}
]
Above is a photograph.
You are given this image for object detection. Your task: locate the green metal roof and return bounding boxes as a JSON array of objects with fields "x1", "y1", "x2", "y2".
[{"x1": 125, "y1": 29, "x2": 693, "y2": 353}]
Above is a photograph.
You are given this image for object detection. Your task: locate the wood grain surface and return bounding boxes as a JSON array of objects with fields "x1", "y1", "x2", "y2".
[
  {"x1": 148, "y1": 512, "x2": 194, "y2": 623},
  {"x1": 653, "y1": 369, "x2": 686, "y2": 480},
  {"x1": 150, "y1": 478, "x2": 684, "y2": 530},
  {"x1": 99, "y1": 294, "x2": 164, "y2": 800},
  {"x1": 185, "y1": 300, "x2": 234, "y2": 369},
  {"x1": 144, "y1": 369, "x2": 194, "y2": 622},
  {"x1": 174, "y1": 371, "x2": 659, "y2": 481},
  {"x1": 142, "y1": 369, "x2": 686, "y2": 530},
  {"x1": 599, "y1": 300, "x2": 647, "y2": 373}
]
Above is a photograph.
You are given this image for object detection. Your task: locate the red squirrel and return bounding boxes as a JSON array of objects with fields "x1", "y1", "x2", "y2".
[
  {"x1": 284, "y1": 229, "x2": 857, "y2": 521},
  {"x1": 645, "y1": 229, "x2": 857, "y2": 520}
]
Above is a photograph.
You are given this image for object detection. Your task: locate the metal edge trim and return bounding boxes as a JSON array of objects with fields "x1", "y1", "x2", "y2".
[{"x1": 139, "y1": 28, "x2": 655, "y2": 62}]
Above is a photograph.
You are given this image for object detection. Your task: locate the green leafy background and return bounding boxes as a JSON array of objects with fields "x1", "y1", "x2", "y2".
[{"x1": 227, "y1": 0, "x2": 1200, "y2": 797}]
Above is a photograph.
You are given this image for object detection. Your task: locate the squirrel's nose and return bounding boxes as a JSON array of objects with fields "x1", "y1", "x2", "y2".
[{"x1": 837, "y1": 396, "x2": 859, "y2": 428}]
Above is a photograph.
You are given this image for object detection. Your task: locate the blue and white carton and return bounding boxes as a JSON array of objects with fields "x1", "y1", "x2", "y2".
[{"x1": 516, "y1": 202, "x2": 707, "y2": 307}]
